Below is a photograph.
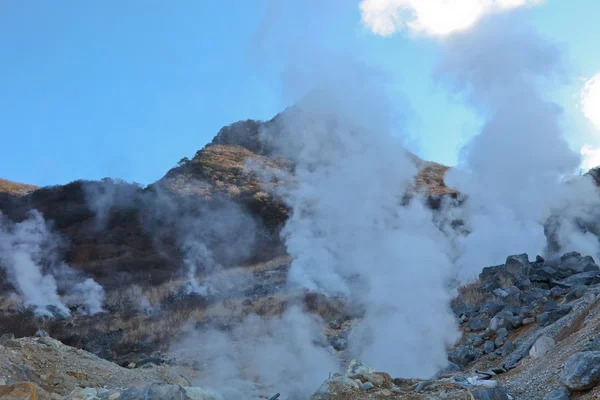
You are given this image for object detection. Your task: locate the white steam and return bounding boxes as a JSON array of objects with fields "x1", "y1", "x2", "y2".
[
  {"x1": 0, "y1": 211, "x2": 105, "y2": 316},
  {"x1": 172, "y1": 307, "x2": 337, "y2": 400},
  {"x1": 262, "y1": 68, "x2": 459, "y2": 377},
  {"x1": 435, "y1": 13, "x2": 600, "y2": 276}
]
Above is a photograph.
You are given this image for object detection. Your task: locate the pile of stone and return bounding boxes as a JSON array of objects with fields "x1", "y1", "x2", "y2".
[{"x1": 450, "y1": 252, "x2": 600, "y2": 371}]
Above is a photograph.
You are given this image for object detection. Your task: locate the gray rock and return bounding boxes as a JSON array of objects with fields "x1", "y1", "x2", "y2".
[
  {"x1": 542, "y1": 389, "x2": 570, "y2": 400},
  {"x1": 560, "y1": 271, "x2": 600, "y2": 287},
  {"x1": 496, "y1": 341, "x2": 515, "y2": 357},
  {"x1": 493, "y1": 288, "x2": 509, "y2": 298},
  {"x1": 558, "y1": 252, "x2": 599, "y2": 275},
  {"x1": 448, "y1": 345, "x2": 482, "y2": 367},
  {"x1": 522, "y1": 317, "x2": 536, "y2": 325},
  {"x1": 496, "y1": 328, "x2": 509, "y2": 339},
  {"x1": 542, "y1": 300, "x2": 559, "y2": 312},
  {"x1": 452, "y1": 301, "x2": 471, "y2": 317},
  {"x1": 471, "y1": 387, "x2": 510, "y2": 400},
  {"x1": 561, "y1": 351, "x2": 600, "y2": 390},
  {"x1": 483, "y1": 341, "x2": 496, "y2": 354},
  {"x1": 504, "y1": 286, "x2": 522, "y2": 297},
  {"x1": 505, "y1": 254, "x2": 531, "y2": 277},
  {"x1": 565, "y1": 285, "x2": 588, "y2": 301},
  {"x1": 489, "y1": 312, "x2": 515, "y2": 332},
  {"x1": 434, "y1": 362, "x2": 461, "y2": 378},
  {"x1": 494, "y1": 337, "x2": 504, "y2": 348},
  {"x1": 361, "y1": 382, "x2": 374, "y2": 391},
  {"x1": 538, "y1": 305, "x2": 572, "y2": 327},
  {"x1": 470, "y1": 317, "x2": 488, "y2": 332},
  {"x1": 520, "y1": 288, "x2": 551, "y2": 305},
  {"x1": 550, "y1": 286, "x2": 569, "y2": 298},
  {"x1": 479, "y1": 302, "x2": 505, "y2": 318},
  {"x1": 468, "y1": 333, "x2": 485, "y2": 347},
  {"x1": 529, "y1": 336, "x2": 556, "y2": 359},
  {"x1": 584, "y1": 337, "x2": 600, "y2": 352},
  {"x1": 515, "y1": 278, "x2": 533, "y2": 290}
]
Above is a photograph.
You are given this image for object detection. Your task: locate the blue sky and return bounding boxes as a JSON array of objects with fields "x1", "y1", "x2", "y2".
[{"x1": 1, "y1": 1, "x2": 599, "y2": 186}]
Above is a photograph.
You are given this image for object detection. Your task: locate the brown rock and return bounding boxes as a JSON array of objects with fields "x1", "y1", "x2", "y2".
[{"x1": 0, "y1": 382, "x2": 39, "y2": 400}]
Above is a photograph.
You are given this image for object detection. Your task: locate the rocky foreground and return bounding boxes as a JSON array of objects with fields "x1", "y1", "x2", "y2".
[{"x1": 2, "y1": 252, "x2": 600, "y2": 399}]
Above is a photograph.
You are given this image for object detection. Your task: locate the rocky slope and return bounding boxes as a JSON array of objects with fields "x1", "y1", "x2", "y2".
[
  {"x1": 0, "y1": 114, "x2": 457, "y2": 365},
  {"x1": 3, "y1": 113, "x2": 600, "y2": 399}
]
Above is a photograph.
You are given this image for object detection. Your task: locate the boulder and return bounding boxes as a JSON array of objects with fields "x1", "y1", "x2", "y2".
[
  {"x1": 560, "y1": 271, "x2": 600, "y2": 287},
  {"x1": 542, "y1": 390, "x2": 570, "y2": 400},
  {"x1": 489, "y1": 312, "x2": 515, "y2": 332},
  {"x1": 479, "y1": 302, "x2": 505, "y2": 318},
  {"x1": 469, "y1": 317, "x2": 488, "y2": 332},
  {"x1": 558, "y1": 252, "x2": 599, "y2": 275},
  {"x1": 561, "y1": 351, "x2": 600, "y2": 391},
  {"x1": 0, "y1": 383, "x2": 39, "y2": 400},
  {"x1": 467, "y1": 333, "x2": 485, "y2": 347},
  {"x1": 520, "y1": 288, "x2": 550, "y2": 305},
  {"x1": 529, "y1": 336, "x2": 556, "y2": 359},
  {"x1": 448, "y1": 345, "x2": 482, "y2": 367},
  {"x1": 505, "y1": 254, "x2": 531, "y2": 277}
]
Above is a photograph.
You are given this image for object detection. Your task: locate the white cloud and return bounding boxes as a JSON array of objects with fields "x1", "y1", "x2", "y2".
[
  {"x1": 581, "y1": 73, "x2": 600, "y2": 130},
  {"x1": 581, "y1": 144, "x2": 600, "y2": 171},
  {"x1": 359, "y1": 0, "x2": 543, "y2": 36}
]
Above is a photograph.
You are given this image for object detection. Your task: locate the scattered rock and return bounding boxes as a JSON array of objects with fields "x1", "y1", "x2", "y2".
[
  {"x1": 529, "y1": 336, "x2": 556, "y2": 359},
  {"x1": 561, "y1": 351, "x2": 600, "y2": 391},
  {"x1": 360, "y1": 382, "x2": 374, "y2": 391}
]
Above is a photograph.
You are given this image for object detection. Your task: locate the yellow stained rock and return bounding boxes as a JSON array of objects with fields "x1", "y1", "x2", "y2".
[{"x1": 0, "y1": 382, "x2": 39, "y2": 400}]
